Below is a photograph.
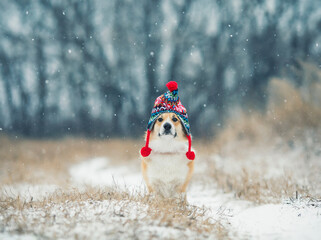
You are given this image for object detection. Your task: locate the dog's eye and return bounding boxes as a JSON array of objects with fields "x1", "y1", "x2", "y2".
[
  {"x1": 158, "y1": 117, "x2": 163, "y2": 122},
  {"x1": 172, "y1": 117, "x2": 178, "y2": 122}
]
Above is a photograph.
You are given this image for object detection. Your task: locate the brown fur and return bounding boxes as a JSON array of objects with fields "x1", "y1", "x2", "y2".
[
  {"x1": 149, "y1": 113, "x2": 187, "y2": 142},
  {"x1": 141, "y1": 159, "x2": 153, "y2": 192}
]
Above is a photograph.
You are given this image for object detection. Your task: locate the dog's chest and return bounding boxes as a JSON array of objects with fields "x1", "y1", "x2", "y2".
[{"x1": 147, "y1": 153, "x2": 189, "y2": 184}]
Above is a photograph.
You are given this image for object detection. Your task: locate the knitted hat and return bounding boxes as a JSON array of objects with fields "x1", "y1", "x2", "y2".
[{"x1": 140, "y1": 81, "x2": 195, "y2": 160}]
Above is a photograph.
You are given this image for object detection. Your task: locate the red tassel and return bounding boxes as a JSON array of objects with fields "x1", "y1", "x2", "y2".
[
  {"x1": 141, "y1": 146, "x2": 152, "y2": 157},
  {"x1": 186, "y1": 134, "x2": 195, "y2": 160},
  {"x1": 166, "y1": 81, "x2": 178, "y2": 92},
  {"x1": 186, "y1": 151, "x2": 195, "y2": 160},
  {"x1": 141, "y1": 130, "x2": 152, "y2": 157}
]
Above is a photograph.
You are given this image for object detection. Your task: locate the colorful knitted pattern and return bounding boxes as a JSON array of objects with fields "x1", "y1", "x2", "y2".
[{"x1": 147, "y1": 82, "x2": 190, "y2": 135}]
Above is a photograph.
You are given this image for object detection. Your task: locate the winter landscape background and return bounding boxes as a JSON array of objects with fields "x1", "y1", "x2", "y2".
[
  {"x1": 0, "y1": 0, "x2": 320, "y2": 137},
  {"x1": 1, "y1": 0, "x2": 321, "y2": 239}
]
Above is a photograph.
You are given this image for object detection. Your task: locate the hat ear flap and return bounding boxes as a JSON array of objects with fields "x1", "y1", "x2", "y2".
[
  {"x1": 176, "y1": 115, "x2": 189, "y2": 135},
  {"x1": 141, "y1": 130, "x2": 152, "y2": 157},
  {"x1": 148, "y1": 120, "x2": 156, "y2": 132},
  {"x1": 180, "y1": 121, "x2": 188, "y2": 136}
]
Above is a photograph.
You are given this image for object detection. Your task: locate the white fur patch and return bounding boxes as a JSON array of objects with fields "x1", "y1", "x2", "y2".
[
  {"x1": 147, "y1": 138, "x2": 192, "y2": 198},
  {"x1": 149, "y1": 137, "x2": 187, "y2": 153}
]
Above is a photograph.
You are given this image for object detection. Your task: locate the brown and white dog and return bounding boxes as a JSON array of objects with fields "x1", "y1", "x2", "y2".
[{"x1": 141, "y1": 112, "x2": 194, "y2": 199}]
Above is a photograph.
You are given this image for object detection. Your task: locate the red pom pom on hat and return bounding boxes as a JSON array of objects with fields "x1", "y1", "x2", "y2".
[
  {"x1": 166, "y1": 81, "x2": 178, "y2": 92},
  {"x1": 186, "y1": 151, "x2": 195, "y2": 160},
  {"x1": 141, "y1": 146, "x2": 151, "y2": 157}
]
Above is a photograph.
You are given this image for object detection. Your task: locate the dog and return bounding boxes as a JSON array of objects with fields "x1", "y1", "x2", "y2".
[
  {"x1": 141, "y1": 112, "x2": 194, "y2": 199},
  {"x1": 140, "y1": 81, "x2": 195, "y2": 199}
]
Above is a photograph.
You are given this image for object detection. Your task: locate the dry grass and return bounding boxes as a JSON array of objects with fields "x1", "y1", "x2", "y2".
[
  {"x1": 0, "y1": 136, "x2": 142, "y2": 185},
  {"x1": 0, "y1": 136, "x2": 228, "y2": 238},
  {"x1": 205, "y1": 160, "x2": 311, "y2": 204},
  {"x1": 213, "y1": 79, "x2": 321, "y2": 154},
  {"x1": 207, "y1": 62, "x2": 321, "y2": 203},
  {"x1": 267, "y1": 78, "x2": 321, "y2": 140},
  {"x1": 0, "y1": 186, "x2": 227, "y2": 239},
  {"x1": 214, "y1": 61, "x2": 321, "y2": 151}
]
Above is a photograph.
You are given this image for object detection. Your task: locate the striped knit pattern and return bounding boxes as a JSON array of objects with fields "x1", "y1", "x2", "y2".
[{"x1": 147, "y1": 88, "x2": 190, "y2": 134}]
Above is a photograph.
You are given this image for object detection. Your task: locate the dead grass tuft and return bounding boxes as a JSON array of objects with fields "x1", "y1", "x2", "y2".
[
  {"x1": 0, "y1": 186, "x2": 227, "y2": 238},
  {"x1": 0, "y1": 136, "x2": 229, "y2": 238},
  {"x1": 205, "y1": 160, "x2": 311, "y2": 204},
  {"x1": 267, "y1": 78, "x2": 321, "y2": 140},
  {"x1": 208, "y1": 62, "x2": 321, "y2": 203},
  {"x1": 0, "y1": 137, "x2": 142, "y2": 185}
]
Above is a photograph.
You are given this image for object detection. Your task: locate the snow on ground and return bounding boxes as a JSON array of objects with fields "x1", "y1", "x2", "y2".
[
  {"x1": 1, "y1": 184, "x2": 59, "y2": 201},
  {"x1": 231, "y1": 202, "x2": 321, "y2": 239},
  {"x1": 1, "y1": 197, "x2": 207, "y2": 240},
  {"x1": 68, "y1": 157, "x2": 321, "y2": 239},
  {"x1": 69, "y1": 157, "x2": 144, "y2": 190},
  {"x1": 1, "y1": 157, "x2": 321, "y2": 239}
]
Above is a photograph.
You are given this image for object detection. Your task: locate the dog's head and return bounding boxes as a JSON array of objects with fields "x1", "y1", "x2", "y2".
[
  {"x1": 141, "y1": 81, "x2": 195, "y2": 159},
  {"x1": 149, "y1": 112, "x2": 187, "y2": 141}
]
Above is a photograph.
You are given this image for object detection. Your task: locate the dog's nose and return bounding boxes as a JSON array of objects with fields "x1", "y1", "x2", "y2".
[{"x1": 163, "y1": 123, "x2": 172, "y2": 131}]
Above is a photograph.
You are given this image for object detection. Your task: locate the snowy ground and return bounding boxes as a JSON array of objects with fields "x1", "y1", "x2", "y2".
[
  {"x1": 1, "y1": 156, "x2": 320, "y2": 239},
  {"x1": 70, "y1": 157, "x2": 321, "y2": 239}
]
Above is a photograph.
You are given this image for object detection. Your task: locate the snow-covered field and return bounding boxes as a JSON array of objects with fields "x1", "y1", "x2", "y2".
[
  {"x1": 2, "y1": 70, "x2": 321, "y2": 239},
  {"x1": 1, "y1": 155, "x2": 320, "y2": 239}
]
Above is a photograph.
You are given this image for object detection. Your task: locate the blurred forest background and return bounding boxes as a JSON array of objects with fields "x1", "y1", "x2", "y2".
[{"x1": 0, "y1": 0, "x2": 321, "y2": 138}]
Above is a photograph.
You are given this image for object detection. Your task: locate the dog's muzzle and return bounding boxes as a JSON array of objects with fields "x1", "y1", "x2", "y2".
[
  {"x1": 159, "y1": 122, "x2": 176, "y2": 137},
  {"x1": 163, "y1": 123, "x2": 172, "y2": 134}
]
